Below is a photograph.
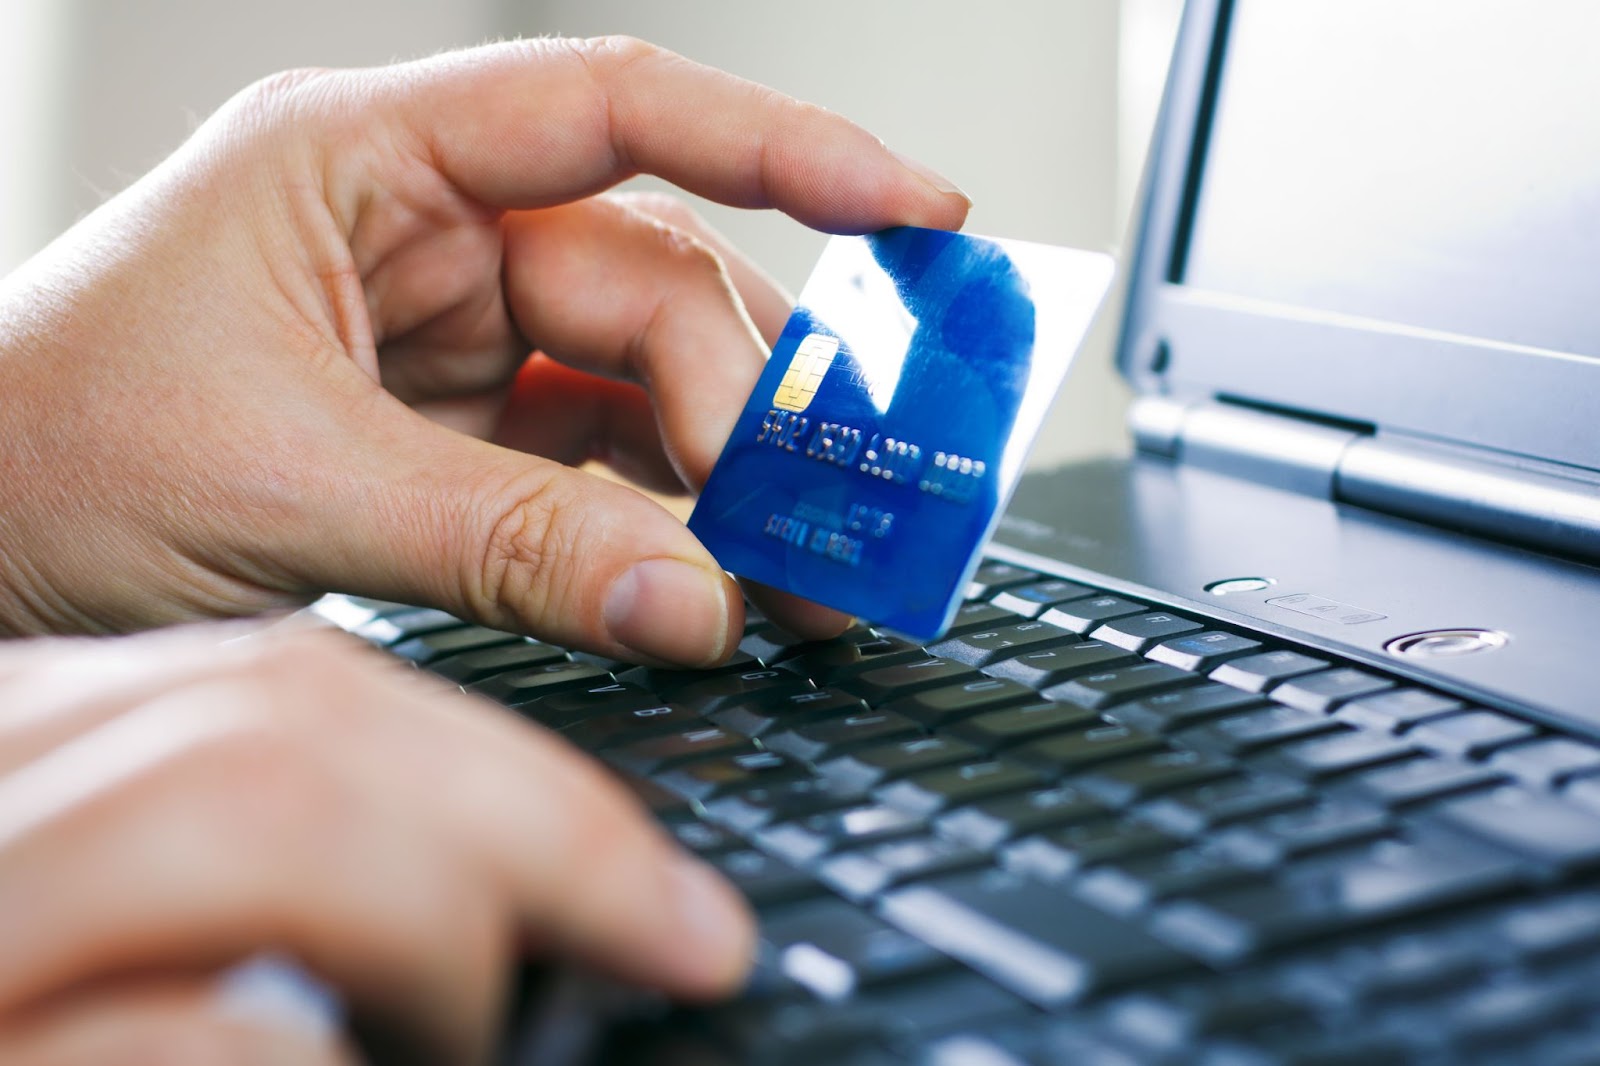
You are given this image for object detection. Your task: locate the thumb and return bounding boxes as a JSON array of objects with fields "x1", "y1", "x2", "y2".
[{"x1": 289, "y1": 405, "x2": 743, "y2": 667}]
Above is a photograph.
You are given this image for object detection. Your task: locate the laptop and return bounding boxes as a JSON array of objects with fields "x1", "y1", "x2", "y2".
[{"x1": 323, "y1": 1, "x2": 1600, "y2": 1061}]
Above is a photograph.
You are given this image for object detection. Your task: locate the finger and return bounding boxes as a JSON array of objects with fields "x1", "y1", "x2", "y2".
[
  {"x1": 351, "y1": 38, "x2": 969, "y2": 238},
  {"x1": 0, "y1": 975, "x2": 355, "y2": 1066}
]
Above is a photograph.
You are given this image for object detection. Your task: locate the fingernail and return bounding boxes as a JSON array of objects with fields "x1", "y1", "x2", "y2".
[
  {"x1": 889, "y1": 148, "x2": 972, "y2": 205},
  {"x1": 669, "y1": 855, "x2": 756, "y2": 990},
  {"x1": 604, "y1": 558, "x2": 734, "y2": 667}
]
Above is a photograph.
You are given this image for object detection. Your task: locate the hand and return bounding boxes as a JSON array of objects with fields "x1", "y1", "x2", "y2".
[
  {"x1": 0, "y1": 625, "x2": 752, "y2": 1064},
  {"x1": 0, "y1": 37, "x2": 968, "y2": 664}
]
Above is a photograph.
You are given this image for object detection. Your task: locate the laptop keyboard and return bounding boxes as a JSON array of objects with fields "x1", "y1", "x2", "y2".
[{"x1": 319, "y1": 562, "x2": 1600, "y2": 1064}]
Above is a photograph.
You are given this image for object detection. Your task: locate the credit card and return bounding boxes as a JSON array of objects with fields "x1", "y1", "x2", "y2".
[{"x1": 689, "y1": 227, "x2": 1113, "y2": 640}]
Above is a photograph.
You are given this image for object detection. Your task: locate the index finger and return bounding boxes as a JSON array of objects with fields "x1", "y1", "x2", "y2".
[{"x1": 366, "y1": 37, "x2": 970, "y2": 232}]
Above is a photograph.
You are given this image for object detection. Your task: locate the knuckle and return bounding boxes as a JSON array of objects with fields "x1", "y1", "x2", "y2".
[
  {"x1": 472, "y1": 472, "x2": 590, "y2": 632},
  {"x1": 227, "y1": 66, "x2": 338, "y2": 126},
  {"x1": 576, "y1": 34, "x2": 661, "y2": 76}
]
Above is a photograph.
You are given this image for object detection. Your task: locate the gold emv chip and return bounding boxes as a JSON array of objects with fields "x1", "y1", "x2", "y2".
[{"x1": 771, "y1": 333, "x2": 840, "y2": 413}]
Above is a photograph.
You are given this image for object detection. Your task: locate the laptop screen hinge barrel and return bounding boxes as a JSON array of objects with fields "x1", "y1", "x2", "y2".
[{"x1": 1131, "y1": 396, "x2": 1359, "y2": 497}]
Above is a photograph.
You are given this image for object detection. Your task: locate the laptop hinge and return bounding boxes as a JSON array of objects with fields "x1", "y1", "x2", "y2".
[{"x1": 1130, "y1": 396, "x2": 1359, "y2": 497}]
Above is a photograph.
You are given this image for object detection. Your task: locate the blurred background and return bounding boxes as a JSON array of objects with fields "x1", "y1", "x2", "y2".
[{"x1": 0, "y1": 0, "x2": 1181, "y2": 465}]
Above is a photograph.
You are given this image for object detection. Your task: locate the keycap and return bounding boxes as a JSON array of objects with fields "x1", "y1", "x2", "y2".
[
  {"x1": 1075, "y1": 842, "x2": 1269, "y2": 916},
  {"x1": 469, "y1": 660, "x2": 615, "y2": 705},
  {"x1": 429, "y1": 640, "x2": 567, "y2": 682},
  {"x1": 1346, "y1": 756, "x2": 1505, "y2": 807},
  {"x1": 557, "y1": 702, "x2": 706, "y2": 749},
  {"x1": 753, "y1": 802, "x2": 927, "y2": 866},
  {"x1": 991, "y1": 578, "x2": 1097, "y2": 618},
  {"x1": 762, "y1": 711, "x2": 921, "y2": 764},
  {"x1": 1071, "y1": 749, "x2": 1235, "y2": 807},
  {"x1": 928, "y1": 620, "x2": 1078, "y2": 667},
  {"x1": 1272, "y1": 668, "x2": 1396, "y2": 713},
  {"x1": 817, "y1": 835, "x2": 989, "y2": 901},
  {"x1": 1107, "y1": 979, "x2": 1315, "y2": 1048},
  {"x1": 1294, "y1": 933, "x2": 1485, "y2": 1005},
  {"x1": 933, "y1": 785, "x2": 1111, "y2": 850},
  {"x1": 1489, "y1": 738, "x2": 1600, "y2": 787},
  {"x1": 1151, "y1": 838, "x2": 1521, "y2": 964},
  {"x1": 965, "y1": 562, "x2": 1040, "y2": 601},
  {"x1": 1002, "y1": 817, "x2": 1180, "y2": 881},
  {"x1": 1090, "y1": 611, "x2": 1203, "y2": 652},
  {"x1": 1214, "y1": 800, "x2": 1391, "y2": 865},
  {"x1": 604, "y1": 725, "x2": 754, "y2": 773},
  {"x1": 942, "y1": 600, "x2": 1024, "y2": 636},
  {"x1": 1038, "y1": 595, "x2": 1148, "y2": 632},
  {"x1": 1209, "y1": 649, "x2": 1329, "y2": 693},
  {"x1": 713, "y1": 849, "x2": 827, "y2": 906},
  {"x1": 1431, "y1": 786, "x2": 1600, "y2": 875},
  {"x1": 702, "y1": 776, "x2": 873, "y2": 833},
  {"x1": 841, "y1": 657, "x2": 982, "y2": 705},
  {"x1": 616, "y1": 652, "x2": 764, "y2": 695},
  {"x1": 617, "y1": 774, "x2": 694, "y2": 823},
  {"x1": 785, "y1": 634, "x2": 926, "y2": 685},
  {"x1": 882, "y1": 677, "x2": 1036, "y2": 728},
  {"x1": 1042, "y1": 661, "x2": 1200, "y2": 709},
  {"x1": 655, "y1": 749, "x2": 808, "y2": 800},
  {"x1": 984, "y1": 641, "x2": 1138, "y2": 687},
  {"x1": 1440, "y1": 976, "x2": 1588, "y2": 1049},
  {"x1": 762, "y1": 897, "x2": 952, "y2": 998},
  {"x1": 1146, "y1": 631, "x2": 1264, "y2": 672},
  {"x1": 514, "y1": 681, "x2": 660, "y2": 720},
  {"x1": 1174, "y1": 704, "x2": 1340, "y2": 756},
  {"x1": 1499, "y1": 894, "x2": 1600, "y2": 963},
  {"x1": 1105, "y1": 683, "x2": 1266, "y2": 734},
  {"x1": 670, "y1": 669, "x2": 817, "y2": 714},
  {"x1": 948, "y1": 701, "x2": 1102, "y2": 750},
  {"x1": 740, "y1": 625, "x2": 811, "y2": 664},
  {"x1": 672, "y1": 820, "x2": 740, "y2": 856},
  {"x1": 1332, "y1": 688, "x2": 1465, "y2": 732},
  {"x1": 1138, "y1": 775, "x2": 1311, "y2": 837},
  {"x1": 392, "y1": 625, "x2": 520, "y2": 665},
  {"x1": 1014, "y1": 722, "x2": 1164, "y2": 773},
  {"x1": 353, "y1": 607, "x2": 462, "y2": 645},
  {"x1": 878, "y1": 867, "x2": 1196, "y2": 1007},
  {"x1": 711, "y1": 687, "x2": 867, "y2": 737},
  {"x1": 819, "y1": 735, "x2": 983, "y2": 789},
  {"x1": 1253, "y1": 729, "x2": 1417, "y2": 779},
  {"x1": 1409, "y1": 710, "x2": 1538, "y2": 759},
  {"x1": 874, "y1": 758, "x2": 1046, "y2": 816}
]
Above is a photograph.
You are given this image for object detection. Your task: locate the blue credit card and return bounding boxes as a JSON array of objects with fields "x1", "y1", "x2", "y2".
[{"x1": 689, "y1": 227, "x2": 1113, "y2": 640}]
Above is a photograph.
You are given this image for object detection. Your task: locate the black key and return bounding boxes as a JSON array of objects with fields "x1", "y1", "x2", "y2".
[
  {"x1": 934, "y1": 786, "x2": 1110, "y2": 850},
  {"x1": 943, "y1": 600, "x2": 1025, "y2": 636},
  {"x1": 1042, "y1": 661, "x2": 1200, "y2": 709},
  {"x1": 948, "y1": 701, "x2": 1102, "y2": 750},
  {"x1": 1107, "y1": 979, "x2": 1315, "y2": 1049},
  {"x1": 712, "y1": 686, "x2": 867, "y2": 737},
  {"x1": 1253, "y1": 729, "x2": 1417, "y2": 779},
  {"x1": 786, "y1": 634, "x2": 925, "y2": 685},
  {"x1": 392, "y1": 625, "x2": 520, "y2": 665},
  {"x1": 702, "y1": 776, "x2": 872, "y2": 833},
  {"x1": 604, "y1": 725, "x2": 754, "y2": 773},
  {"x1": 753, "y1": 802, "x2": 927, "y2": 866},
  {"x1": 1090, "y1": 611, "x2": 1203, "y2": 654},
  {"x1": 1075, "y1": 842, "x2": 1268, "y2": 916},
  {"x1": 1014, "y1": 722, "x2": 1163, "y2": 773},
  {"x1": 469, "y1": 660, "x2": 613, "y2": 706},
  {"x1": 875, "y1": 758, "x2": 1046, "y2": 816},
  {"x1": 671, "y1": 669, "x2": 817, "y2": 715},
  {"x1": 714, "y1": 849, "x2": 826, "y2": 906},
  {"x1": 1295, "y1": 933, "x2": 1486, "y2": 1005},
  {"x1": 655, "y1": 750, "x2": 809, "y2": 801},
  {"x1": 1430, "y1": 786, "x2": 1600, "y2": 875},
  {"x1": 878, "y1": 866, "x2": 1196, "y2": 1007},
  {"x1": 819, "y1": 735, "x2": 983, "y2": 790},
  {"x1": 1214, "y1": 799, "x2": 1391, "y2": 865},
  {"x1": 1151, "y1": 838, "x2": 1520, "y2": 964},
  {"x1": 1038, "y1": 595, "x2": 1148, "y2": 633},
  {"x1": 1346, "y1": 756, "x2": 1505, "y2": 807},
  {"x1": 1332, "y1": 688, "x2": 1465, "y2": 732},
  {"x1": 1409, "y1": 710, "x2": 1538, "y2": 759},
  {"x1": 671, "y1": 819, "x2": 741, "y2": 856},
  {"x1": 1490, "y1": 737, "x2": 1600, "y2": 787},
  {"x1": 1146, "y1": 631, "x2": 1265, "y2": 673},
  {"x1": 883, "y1": 677, "x2": 1036, "y2": 728},
  {"x1": 616, "y1": 651, "x2": 763, "y2": 694},
  {"x1": 1072, "y1": 749, "x2": 1235, "y2": 807},
  {"x1": 841, "y1": 656, "x2": 982, "y2": 705},
  {"x1": 515, "y1": 680, "x2": 660, "y2": 721},
  {"x1": 763, "y1": 711, "x2": 921, "y2": 764},
  {"x1": 818, "y1": 834, "x2": 989, "y2": 901},
  {"x1": 1441, "y1": 977, "x2": 1587, "y2": 1049},
  {"x1": 928, "y1": 620, "x2": 1078, "y2": 667},
  {"x1": 429, "y1": 639, "x2": 567, "y2": 682},
  {"x1": 965, "y1": 562, "x2": 1040, "y2": 600},
  {"x1": 1500, "y1": 894, "x2": 1600, "y2": 963},
  {"x1": 1002, "y1": 816, "x2": 1180, "y2": 881},
  {"x1": 1209, "y1": 649, "x2": 1329, "y2": 693},
  {"x1": 1174, "y1": 704, "x2": 1340, "y2": 756},
  {"x1": 739, "y1": 625, "x2": 811, "y2": 664},
  {"x1": 616, "y1": 774, "x2": 694, "y2": 823},
  {"x1": 991, "y1": 579, "x2": 1097, "y2": 618},
  {"x1": 1106, "y1": 683, "x2": 1266, "y2": 734},
  {"x1": 558, "y1": 702, "x2": 705, "y2": 748},
  {"x1": 1138, "y1": 775, "x2": 1311, "y2": 837},
  {"x1": 761, "y1": 897, "x2": 952, "y2": 998},
  {"x1": 1272, "y1": 668, "x2": 1396, "y2": 713},
  {"x1": 353, "y1": 607, "x2": 462, "y2": 645},
  {"x1": 984, "y1": 640, "x2": 1137, "y2": 687}
]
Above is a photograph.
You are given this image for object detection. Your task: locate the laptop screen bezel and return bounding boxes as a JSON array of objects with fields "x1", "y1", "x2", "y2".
[{"x1": 1118, "y1": 0, "x2": 1600, "y2": 473}]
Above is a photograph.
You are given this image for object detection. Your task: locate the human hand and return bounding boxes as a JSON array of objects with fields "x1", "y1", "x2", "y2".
[
  {"x1": 0, "y1": 37, "x2": 968, "y2": 663},
  {"x1": 0, "y1": 625, "x2": 751, "y2": 1064}
]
